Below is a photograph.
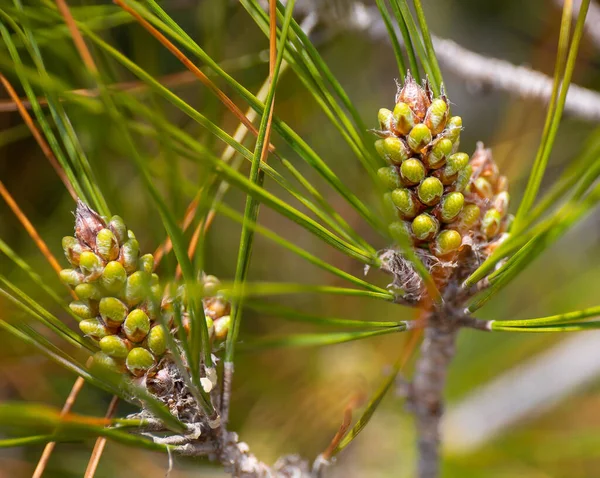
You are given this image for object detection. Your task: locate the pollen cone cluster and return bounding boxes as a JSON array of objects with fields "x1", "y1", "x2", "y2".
[
  {"x1": 60, "y1": 201, "x2": 231, "y2": 378},
  {"x1": 375, "y1": 74, "x2": 510, "y2": 266}
]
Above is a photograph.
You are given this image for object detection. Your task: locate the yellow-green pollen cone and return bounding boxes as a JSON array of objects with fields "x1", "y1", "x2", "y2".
[
  {"x1": 59, "y1": 201, "x2": 235, "y2": 380},
  {"x1": 373, "y1": 75, "x2": 511, "y2": 267}
]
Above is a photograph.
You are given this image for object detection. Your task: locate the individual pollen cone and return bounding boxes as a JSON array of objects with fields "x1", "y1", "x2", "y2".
[{"x1": 375, "y1": 78, "x2": 511, "y2": 294}]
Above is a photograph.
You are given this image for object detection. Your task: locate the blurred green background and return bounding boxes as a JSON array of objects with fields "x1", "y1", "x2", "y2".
[{"x1": 1, "y1": 0, "x2": 599, "y2": 476}]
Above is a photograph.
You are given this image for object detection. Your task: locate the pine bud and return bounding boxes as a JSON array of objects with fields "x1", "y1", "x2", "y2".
[
  {"x1": 454, "y1": 164, "x2": 473, "y2": 192},
  {"x1": 481, "y1": 209, "x2": 502, "y2": 238},
  {"x1": 126, "y1": 347, "x2": 156, "y2": 377},
  {"x1": 202, "y1": 275, "x2": 221, "y2": 297},
  {"x1": 99, "y1": 297, "x2": 128, "y2": 326},
  {"x1": 400, "y1": 159, "x2": 426, "y2": 186},
  {"x1": 443, "y1": 116, "x2": 462, "y2": 144},
  {"x1": 451, "y1": 203, "x2": 481, "y2": 232},
  {"x1": 69, "y1": 300, "x2": 94, "y2": 320},
  {"x1": 423, "y1": 138, "x2": 452, "y2": 169},
  {"x1": 213, "y1": 315, "x2": 231, "y2": 341},
  {"x1": 383, "y1": 136, "x2": 411, "y2": 164},
  {"x1": 96, "y1": 229, "x2": 119, "y2": 261},
  {"x1": 472, "y1": 177, "x2": 494, "y2": 200},
  {"x1": 392, "y1": 102, "x2": 417, "y2": 135},
  {"x1": 62, "y1": 236, "x2": 84, "y2": 267},
  {"x1": 493, "y1": 191, "x2": 510, "y2": 216},
  {"x1": 147, "y1": 325, "x2": 167, "y2": 356},
  {"x1": 396, "y1": 72, "x2": 430, "y2": 120},
  {"x1": 108, "y1": 215, "x2": 127, "y2": 245},
  {"x1": 445, "y1": 153, "x2": 469, "y2": 176},
  {"x1": 121, "y1": 238, "x2": 140, "y2": 274},
  {"x1": 378, "y1": 108, "x2": 394, "y2": 130},
  {"x1": 206, "y1": 316, "x2": 215, "y2": 340},
  {"x1": 59, "y1": 268, "x2": 83, "y2": 288},
  {"x1": 74, "y1": 283, "x2": 102, "y2": 301},
  {"x1": 92, "y1": 352, "x2": 123, "y2": 373},
  {"x1": 389, "y1": 220, "x2": 412, "y2": 241},
  {"x1": 391, "y1": 188, "x2": 419, "y2": 219},
  {"x1": 411, "y1": 213, "x2": 439, "y2": 241},
  {"x1": 100, "y1": 261, "x2": 127, "y2": 295},
  {"x1": 432, "y1": 229, "x2": 462, "y2": 256},
  {"x1": 123, "y1": 309, "x2": 151, "y2": 343},
  {"x1": 439, "y1": 192, "x2": 465, "y2": 223},
  {"x1": 417, "y1": 177, "x2": 444, "y2": 206},
  {"x1": 407, "y1": 124, "x2": 432, "y2": 153},
  {"x1": 138, "y1": 254, "x2": 154, "y2": 274},
  {"x1": 377, "y1": 166, "x2": 401, "y2": 190},
  {"x1": 79, "y1": 318, "x2": 110, "y2": 340},
  {"x1": 99, "y1": 335, "x2": 131, "y2": 359},
  {"x1": 75, "y1": 200, "x2": 106, "y2": 249},
  {"x1": 425, "y1": 98, "x2": 449, "y2": 135},
  {"x1": 125, "y1": 271, "x2": 151, "y2": 307},
  {"x1": 374, "y1": 139, "x2": 387, "y2": 161},
  {"x1": 79, "y1": 251, "x2": 104, "y2": 280}
]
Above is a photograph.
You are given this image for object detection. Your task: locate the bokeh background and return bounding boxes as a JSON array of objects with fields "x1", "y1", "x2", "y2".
[{"x1": 1, "y1": 0, "x2": 599, "y2": 476}]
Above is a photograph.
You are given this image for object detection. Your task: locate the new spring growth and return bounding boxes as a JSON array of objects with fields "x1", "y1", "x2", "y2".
[
  {"x1": 59, "y1": 202, "x2": 234, "y2": 381},
  {"x1": 374, "y1": 75, "x2": 512, "y2": 290}
]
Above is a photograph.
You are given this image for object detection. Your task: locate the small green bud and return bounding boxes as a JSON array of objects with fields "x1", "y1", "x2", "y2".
[
  {"x1": 59, "y1": 268, "x2": 83, "y2": 287},
  {"x1": 451, "y1": 203, "x2": 481, "y2": 232},
  {"x1": 454, "y1": 164, "x2": 473, "y2": 192},
  {"x1": 147, "y1": 325, "x2": 167, "y2": 356},
  {"x1": 432, "y1": 229, "x2": 462, "y2": 256},
  {"x1": 69, "y1": 300, "x2": 94, "y2": 320},
  {"x1": 121, "y1": 238, "x2": 140, "y2": 274},
  {"x1": 481, "y1": 208, "x2": 502, "y2": 238},
  {"x1": 79, "y1": 318, "x2": 109, "y2": 340},
  {"x1": 493, "y1": 191, "x2": 510, "y2": 217},
  {"x1": 392, "y1": 102, "x2": 416, "y2": 135},
  {"x1": 214, "y1": 315, "x2": 232, "y2": 341},
  {"x1": 411, "y1": 213, "x2": 439, "y2": 241},
  {"x1": 377, "y1": 166, "x2": 401, "y2": 190},
  {"x1": 123, "y1": 309, "x2": 151, "y2": 343},
  {"x1": 383, "y1": 136, "x2": 410, "y2": 164},
  {"x1": 445, "y1": 153, "x2": 470, "y2": 176},
  {"x1": 374, "y1": 139, "x2": 387, "y2": 161},
  {"x1": 439, "y1": 192, "x2": 465, "y2": 223},
  {"x1": 444, "y1": 116, "x2": 462, "y2": 143},
  {"x1": 100, "y1": 261, "x2": 127, "y2": 294},
  {"x1": 96, "y1": 229, "x2": 119, "y2": 261},
  {"x1": 378, "y1": 108, "x2": 394, "y2": 130},
  {"x1": 92, "y1": 352, "x2": 123, "y2": 373},
  {"x1": 391, "y1": 188, "x2": 419, "y2": 219},
  {"x1": 389, "y1": 220, "x2": 412, "y2": 241},
  {"x1": 425, "y1": 98, "x2": 449, "y2": 135},
  {"x1": 108, "y1": 215, "x2": 127, "y2": 245},
  {"x1": 424, "y1": 138, "x2": 452, "y2": 169},
  {"x1": 125, "y1": 271, "x2": 151, "y2": 307},
  {"x1": 202, "y1": 275, "x2": 221, "y2": 297},
  {"x1": 62, "y1": 236, "x2": 84, "y2": 267},
  {"x1": 472, "y1": 177, "x2": 494, "y2": 199},
  {"x1": 99, "y1": 335, "x2": 131, "y2": 359},
  {"x1": 79, "y1": 251, "x2": 104, "y2": 280},
  {"x1": 138, "y1": 254, "x2": 154, "y2": 274},
  {"x1": 99, "y1": 297, "x2": 128, "y2": 326},
  {"x1": 126, "y1": 347, "x2": 156, "y2": 377},
  {"x1": 417, "y1": 177, "x2": 444, "y2": 206},
  {"x1": 400, "y1": 159, "x2": 426, "y2": 186},
  {"x1": 407, "y1": 124, "x2": 432, "y2": 153},
  {"x1": 74, "y1": 283, "x2": 102, "y2": 301}
]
